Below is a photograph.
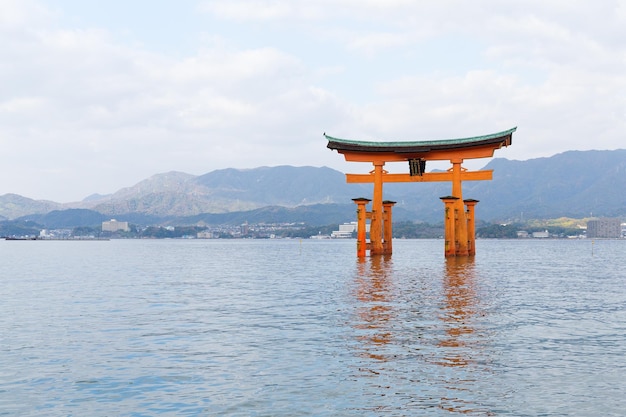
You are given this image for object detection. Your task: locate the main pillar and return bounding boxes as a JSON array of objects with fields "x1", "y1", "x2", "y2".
[
  {"x1": 450, "y1": 159, "x2": 469, "y2": 256},
  {"x1": 440, "y1": 196, "x2": 459, "y2": 257},
  {"x1": 370, "y1": 161, "x2": 385, "y2": 255},
  {"x1": 382, "y1": 200, "x2": 396, "y2": 255},
  {"x1": 464, "y1": 199, "x2": 479, "y2": 256}
]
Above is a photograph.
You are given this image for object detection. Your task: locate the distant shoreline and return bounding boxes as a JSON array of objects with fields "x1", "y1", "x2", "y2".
[{"x1": 3, "y1": 237, "x2": 109, "y2": 241}]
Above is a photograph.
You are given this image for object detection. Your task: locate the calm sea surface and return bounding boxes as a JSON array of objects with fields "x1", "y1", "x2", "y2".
[{"x1": 1, "y1": 238, "x2": 625, "y2": 416}]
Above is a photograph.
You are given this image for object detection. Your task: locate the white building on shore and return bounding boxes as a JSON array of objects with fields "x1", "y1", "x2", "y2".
[
  {"x1": 331, "y1": 222, "x2": 369, "y2": 238},
  {"x1": 102, "y1": 219, "x2": 130, "y2": 232}
]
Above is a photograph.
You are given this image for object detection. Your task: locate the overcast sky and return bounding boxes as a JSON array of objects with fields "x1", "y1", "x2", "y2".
[{"x1": 1, "y1": 0, "x2": 625, "y2": 202}]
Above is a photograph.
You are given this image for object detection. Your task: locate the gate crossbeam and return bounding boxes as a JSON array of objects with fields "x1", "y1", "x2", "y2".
[{"x1": 346, "y1": 170, "x2": 493, "y2": 183}]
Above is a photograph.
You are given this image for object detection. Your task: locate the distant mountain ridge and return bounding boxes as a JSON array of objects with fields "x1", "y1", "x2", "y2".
[
  {"x1": 0, "y1": 193, "x2": 62, "y2": 221},
  {"x1": 77, "y1": 166, "x2": 366, "y2": 218},
  {"x1": 482, "y1": 150, "x2": 626, "y2": 219},
  {"x1": 1, "y1": 150, "x2": 625, "y2": 226},
  {"x1": 380, "y1": 149, "x2": 626, "y2": 222}
]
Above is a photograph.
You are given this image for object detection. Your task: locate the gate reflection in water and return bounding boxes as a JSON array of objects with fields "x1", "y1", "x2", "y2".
[
  {"x1": 439, "y1": 257, "x2": 479, "y2": 366},
  {"x1": 354, "y1": 255, "x2": 395, "y2": 362},
  {"x1": 349, "y1": 253, "x2": 497, "y2": 415}
]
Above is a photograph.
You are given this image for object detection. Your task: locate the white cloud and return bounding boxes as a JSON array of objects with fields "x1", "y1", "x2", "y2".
[
  {"x1": 0, "y1": 0, "x2": 625, "y2": 201},
  {"x1": 200, "y1": 1, "x2": 308, "y2": 21},
  {"x1": 0, "y1": 0, "x2": 53, "y2": 27}
]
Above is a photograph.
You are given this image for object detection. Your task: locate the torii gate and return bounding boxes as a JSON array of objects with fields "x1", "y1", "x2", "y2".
[{"x1": 325, "y1": 127, "x2": 516, "y2": 257}]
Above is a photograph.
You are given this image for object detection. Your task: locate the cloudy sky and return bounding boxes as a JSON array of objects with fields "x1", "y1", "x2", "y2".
[{"x1": 1, "y1": 0, "x2": 625, "y2": 202}]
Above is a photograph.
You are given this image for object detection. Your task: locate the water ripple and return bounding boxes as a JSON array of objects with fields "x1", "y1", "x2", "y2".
[{"x1": 1, "y1": 239, "x2": 625, "y2": 415}]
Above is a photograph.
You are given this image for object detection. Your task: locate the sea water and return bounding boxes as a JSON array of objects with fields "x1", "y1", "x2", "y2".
[{"x1": 1, "y1": 238, "x2": 625, "y2": 416}]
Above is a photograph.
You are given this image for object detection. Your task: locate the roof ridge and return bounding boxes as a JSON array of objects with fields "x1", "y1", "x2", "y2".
[{"x1": 324, "y1": 127, "x2": 517, "y2": 146}]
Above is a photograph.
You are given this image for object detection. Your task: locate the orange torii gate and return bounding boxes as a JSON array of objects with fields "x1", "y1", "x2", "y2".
[{"x1": 326, "y1": 127, "x2": 516, "y2": 257}]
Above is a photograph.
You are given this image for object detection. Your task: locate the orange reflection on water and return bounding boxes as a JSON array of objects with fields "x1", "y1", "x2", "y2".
[
  {"x1": 437, "y1": 256, "x2": 496, "y2": 415},
  {"x1": 436, "y1": 256, "x2": 479, "y2": 367},
  {"x1": 350, "y1": 253, "x2": 494, "y2": 415},
  {"x1": 353, "y1": 255, "x2": 395, "y2": 361}
]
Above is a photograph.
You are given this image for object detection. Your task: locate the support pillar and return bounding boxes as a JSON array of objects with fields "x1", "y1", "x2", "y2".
[
  {"x1": 370, "y1": 161, "x2": 385, "y2": 255},
  {"x1": 440, "y1": 196, "x2": 460, "y2": 257},
  {"x1": 450, "y1": 159, "x2": 469, "y2": 256},
  {"x1": 382, "y1": 200, "x2": 396, "y2": 255},
  {"x1": 352, "y1": 198, "x2": 371, "y2": 258},
  {"x1": 464, "y1": 199, "x2": 479, "y2": 256}
]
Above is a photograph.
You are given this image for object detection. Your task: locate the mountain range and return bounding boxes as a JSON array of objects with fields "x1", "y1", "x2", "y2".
[{"x1": 1, "y1": 149, "x2": 625, "y2": 228}]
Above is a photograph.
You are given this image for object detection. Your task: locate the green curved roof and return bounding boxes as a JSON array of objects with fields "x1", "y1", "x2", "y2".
[{"x1": 326, "y1": 127, "x2": 516, "y2": 153}]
